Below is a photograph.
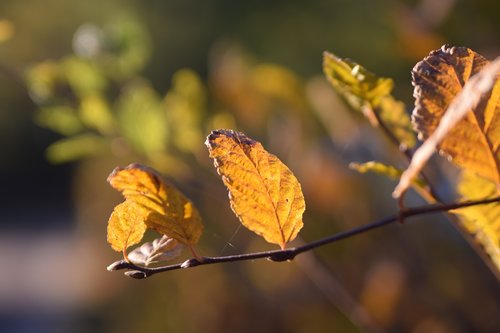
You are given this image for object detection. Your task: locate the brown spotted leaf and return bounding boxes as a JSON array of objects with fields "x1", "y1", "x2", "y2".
[
  {"x1": 206, "y1": 129, "x2": 305, "y2": 249},
  {"x1": 108, "y1": 164, "x2": 203, "y2": 245},
  {"x1": 411, "y1": 45, "x2": 500, "y2": 184}
]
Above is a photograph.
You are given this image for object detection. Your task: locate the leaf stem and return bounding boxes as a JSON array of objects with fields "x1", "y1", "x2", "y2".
[{"x1": 108, "y1": 196, "x2": 500, "y2": 279}]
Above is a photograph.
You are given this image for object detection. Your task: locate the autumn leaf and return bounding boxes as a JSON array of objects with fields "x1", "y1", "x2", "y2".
[
  {"x1": 206, "y1": 129, "x2": 305, "y2": 249},
  {"x1": 412, "y1": 46, "x2": 500, "y2": 182},
  {"x1": 350, "y1": 161, "x2": 433, "y2": 202},
  {"x1": 107, "y1": 201, "x2": 148, "y2": 253},
  {"x1": 394, "y1": 46, "x2": 500, "y2": 197},
  {"x1": 349, "y1": 161, "x2": 404, "y2": 180},
  {"x1": 323, "y1": 51, "x2": 416, "y2": 148},
  {"x1": 454, "y1": 171, "x2": 500, "y2": 271},
  {"x1": 107, "y1": 163, "x2": 203, "y2": 245}
]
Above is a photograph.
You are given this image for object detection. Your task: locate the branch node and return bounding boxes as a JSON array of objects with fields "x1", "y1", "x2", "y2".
[
  {"x1": 107, "y1": 260, "x2": 129, "y2": 271},
  {"x1": 125, "y1": 270, "x2": 147, "y2": 279},
  {"x1": 181, "y1": 258, "x2": 204, "y2": 268},
  {"x1": 269, "y1": 249, "x2": 296, "y2": 262}
]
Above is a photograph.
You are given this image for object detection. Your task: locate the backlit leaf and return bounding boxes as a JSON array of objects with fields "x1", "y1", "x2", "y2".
[
  {"x1": 35, "y1": 106, "x2": 83, "y2": 136},
  {"x1": 79, "y1": 94, "x2": 114, "y2": 134},
  {"x1": 116, "y1": 81, "x2": 168, "y2": 155},
  {"x1": 0, "y1": 19, "x2": 14, "y2": 44},
  {"x1": 62, "y1": 56, "x2": 106, "y2": 97},
  {"x1": 45, "y1": 134, "x2": 108, "y2": 163},
  {"x1": 107, "y1": 201, "x2": 148, "y2": 252},
  {"x1": 108, "y1": 164, "x2": 203, "y2": 245},
  {"x1": 164, "y1": 69, "x2": 205, "y2": 153},
  {"x1": 351, "y1": 161, "x2": 431, "y2": 201},
  {"x1": 349, "y1": 161, "x2": 404, "y2": 180},
  {"x1": 206, "y1": 129, "x2": 305, "y2": 249},
  {"x1": 411, "y1": 46, "x2": 500, "y2": 184},
  {"x1": 454, "y1": 171, "x2": 500, "y2": 271},
  {"x1": 127, "y1": 235, "x2": 183, "y2": 266},
  {"x1": 394, "y1": 46, "x2": 500, "y2": 197},
  {"x1": 323, "y1": 51, "x2": 416, "y2": 148}
]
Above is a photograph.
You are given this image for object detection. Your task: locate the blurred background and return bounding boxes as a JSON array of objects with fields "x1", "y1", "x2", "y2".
[{"x1": 0, "y1": 0, "x2": 499, "y2": 332}]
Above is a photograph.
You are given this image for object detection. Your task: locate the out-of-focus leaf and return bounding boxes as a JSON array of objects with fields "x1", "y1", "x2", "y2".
[
  {"x1": 250, "y1": 64, "x2": 308, "y2": 111},
  {"x1": 25, "y1": 61, "x2": 59, "y2": 102},
  {"x1": 79, "y1": 94, "x2": 114, "y2": 134},
  {"x1": 411, "y1": 46, "x2": 500, "y2": 184},
  {"x1": 323, "y1": 51, "x2": 416, "y2": 148},
  {"x1": 35, "y1": 106, "x2": 83, "y2": 135},
  {"x1": 62, "y1": 56, "x2": 106, "y2": 97},
  {"x1": 165, "y1": 69, "x2": 205, "y2": 153},
  {"x1": 0, "y1": 19, "x2": 14, "y2": 44},
  {"x1": 350, "y1": 161, "x2": 403, "y2": 180},
  {"x1": 108, "y1": 164, "x2": 203, "y2": 245},
  {"x1": 128, "y1": 235, "x2": 183, "y2": 266},
  {"x1": 350, "y1": 161, "x2": 429, "y2": 200},
  {"x1": 107, "y1": 201, "x2": 148, "y2": 252},
  {"x1": 454, "y1": 171, "x2": 500, "y2": 272},
  {"x1": 206, "y1": 129, "x2": 305, "y2": 249},
  {"x1": 116, "y1": 81, "x2": 168, "y2": 155},
  {"x1": 394, "y1": 46, "x2": 500, "y2": 197},
  {"x1": 45, "y1": 134, "x2": 108, "y2": 163},
  {"x1": 102, "y1": 16, "x2": 151, "y2": 78},
  {"x1": 377, "y1": 96, "x2": 416, "y2": 149},
  {"x1": 323, "y1": 52, "x2": 393, "y2": 108}
]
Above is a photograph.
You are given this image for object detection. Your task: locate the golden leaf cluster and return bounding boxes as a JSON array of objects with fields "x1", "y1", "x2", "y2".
[
  {"x1": 107, "y1": 131, "x2": 306, "y2": 259},
  {"x1": 107, "y1": 164, "x2": 203, "y2": 257},
  {"x1": 326, "y1": 45, "x2": 499, "y2": 273}
]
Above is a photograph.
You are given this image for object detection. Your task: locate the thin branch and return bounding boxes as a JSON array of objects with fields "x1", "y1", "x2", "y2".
[
  {"x1": 369, "y1": 99, "x2": 500, "y2": 280},
  {"x1": 108, "y1": 196, "x2": 500, "y2": 279}
]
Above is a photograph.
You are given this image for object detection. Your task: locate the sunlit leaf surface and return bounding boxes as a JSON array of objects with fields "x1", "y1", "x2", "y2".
[
  {"x1": 454, "y1": 171, "x2": 500, "y2": 271},
  {"x1": 108, "y1": 164, "x2": 203, "y2": 245},
  {"x1": 206, "y1": 129, "x2": 305, "y2": 249},
  {"x1": 107, "y1": 201, "x2": 148, "y2": 252},
  {"x1": 412, "y1": 45, "x2": 500, "y2": 184},
  {"x1": 323, "y1": 51, "x2": 416, "y2": 148}
]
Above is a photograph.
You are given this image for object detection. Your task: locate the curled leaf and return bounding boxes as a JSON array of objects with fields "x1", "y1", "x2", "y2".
[
  {"x1": 128, "y1": 235, "x2": 184, "y2": 266},
  {"x1": 108, "y1": 163, "x2": 203, "y2": 245},
  {"x1": 107, "y1": 201, "x2": 148, "y2": 253},
  {"x1": 206, "y1": 129, "x2": 305, "y2": 249},
  {"x1": 394, "y1": 46, "x2": 500, "y2": 197}
]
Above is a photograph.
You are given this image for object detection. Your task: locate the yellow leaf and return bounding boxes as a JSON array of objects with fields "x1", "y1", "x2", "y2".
[
  {"x1": 411, "y1": 45, "x2": 500, "y2": 184},
  {"x1": 107, "y1": 201, "x2": 148, "y2": 252},
  {"x1": 108, "y1": 164, "x2": 203, "y2": 245},
  {"x1": 205, "y1": 129, "x2": 305, "y2": 249},
  {"x1": 351, "y1": 161, "x2": 433, "y2": 202},
  {"x1": 0, "y1": 19, "x2": 14, "y2": 44},
  {"x1": 454, "y1": 171, "x2": 500, "y2": 271},
  {"x1": 349, "y1": 161, "x2": 404, "y2": 180},
  {"x1": 164, "y1": 69, "x2": 205, "y2": 153},
  {"x1": 323, "y1": 51, "x2": 416, "y2": 148}
]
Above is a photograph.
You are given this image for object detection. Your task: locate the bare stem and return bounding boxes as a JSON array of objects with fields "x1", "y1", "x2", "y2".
[{"x1": 108, "y1": 196, "x2": 500, "y2": 279}]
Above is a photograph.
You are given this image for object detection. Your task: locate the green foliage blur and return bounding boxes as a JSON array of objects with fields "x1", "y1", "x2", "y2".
[{"x1": 1, "y1": 1, "x2": 499, "y2": 332}]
